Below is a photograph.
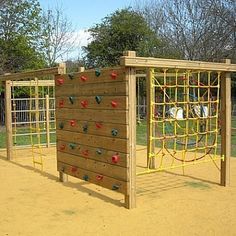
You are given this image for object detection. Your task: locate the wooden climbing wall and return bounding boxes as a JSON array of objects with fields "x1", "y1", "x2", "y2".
[{"x1": 55, "y1": 67, "x2": 136, "y2": 208}]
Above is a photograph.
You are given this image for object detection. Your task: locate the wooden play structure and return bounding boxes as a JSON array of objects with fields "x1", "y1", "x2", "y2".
[
  {"x1": 0, "y1": 64, "x2": 65, "y2": 169},
  {"x1": 1, "y1": 51, "x2": 235, "y2": 209}
]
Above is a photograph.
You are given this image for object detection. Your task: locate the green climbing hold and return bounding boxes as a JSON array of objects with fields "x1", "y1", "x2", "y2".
[
  {"x1": 83, "y1": 175, "x2": 89, "y2": 181},
  {"x1": 95, "y1": 95, "x2": 102, "y2": 104},
  {"x1": 69, "y1": 143, "x2": 76, "y2": 149},
  {"x1": 96, "y1": 149, "x2": 102, "y2": 155},
  {"x1": 68, "y1": 73, "x2": 75, "y2": 80},
  {"x1": 69, "y1": 96, "x2": 75, "y2": 104},
  {"x1": 112, "y1": 184, "x2": 119, "y2": 190},
  {"x1": 83, "y1": 123, "x2": 88, "y2": 133},
  {"x1": 111, "y1": 129, "x2": 118, "y2": 137},
  {"x1": 59, "y1": 122, "x2": 64, "y2": 129},
  {"x1": 95, "y1": 68, "x2": 101, "y2": 77}
]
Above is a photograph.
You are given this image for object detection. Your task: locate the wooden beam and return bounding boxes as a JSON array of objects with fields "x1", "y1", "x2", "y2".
[
  {"x1": 45, "y1": 95, "x2": 50, "y2": 148},
  {"x1": 124, "y1": 50, "x2": 136, "y2": 209},
  {"x1": 5, "y1": 80, "x2": 13, "y2": 160},
  {"x1": 10, "y1": 80, "x2": 54, "y2": 87},
  {"x1": 146, "y1": 69, "x2": 155, "y2": 169},
  {"x1": 0, "y1": 65, "x2": 65, "y2": 81},
  {"x1": 120, "y1": 56, "x2": 236, "y2": 72},
  {"x1": 220, "y1": 59, "x2": 231, "y2": 186}
]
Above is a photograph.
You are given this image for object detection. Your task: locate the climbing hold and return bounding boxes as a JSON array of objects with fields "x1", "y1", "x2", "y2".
[
  {"x1": 69, "y1": 96, "x2": 75, "y2": 104},
  {"x1": 96, "y1": 149, "x2": 102, "y2": 155},
  {"x1": 70, "y1": 120, "x2": 76, "y2": 127},
  {"x1": 83, "y1": 123, "x2": 88, "y2": 133},
  {"x1": 112, "y1": 184, "x2": 119, "y2": 190},
  {"x1": 59, "y1": 122, "x2": 64, "y2": 129},
  {"x1": 112, "y1": 154, "x2": 120, "y2": 164},
  {"x1": 110, "y1": 71, "x2": 117, "y2": 79},
  {"x1": 95, "y1": 95, "x2": 102, "y2": 104},
  {"x1": 95, "y1": 122, "x2": 102, "y2": 129},
  {"x1": 81, "y1": 100, "x2": 88, "y2": 108},
  {"x1": 69, "y1": 143, "x2": 76, "y2": 149},
  {"x1": 56, "y1": 78, "x2": 64, "y2": 85},
  {"x1": 59, "y1": 144, "x2": 66, "y2": 151},
  {"x1": 111, "y1": 101, "x2": 118, "y2": 108},
  {"x1": 96, "y1": 175, "x2": 103, "y2": 181},
  {"x1": 82, "y1": 149, "x2": 89, "y2": 157},
  {"x1": 111, "y1": 129, "x2": 118, "y2": 137},
  {"x1": 80, "y1": 75, "x2": 87, "y2": 82},
  {"x1": 59, "y1": 100, "x2": 64, "y2": 108},
  {"x1": 71, "y1": 166, "x2": 77, "y2": 172},
  {"x1": 83, "y1": 175, "x2": 89, "y2": 181},
  {"x1": 68, "y1": 73, "x2": 75, "y2": 80},
  {"x1": 95, "y1": 68, "x2": 101, "y2": 77}
]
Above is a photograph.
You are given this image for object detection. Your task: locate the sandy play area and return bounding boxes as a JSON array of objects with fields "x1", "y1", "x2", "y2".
[{"x1": 0, "y1": 146, "x2": 236, "y2": 236}]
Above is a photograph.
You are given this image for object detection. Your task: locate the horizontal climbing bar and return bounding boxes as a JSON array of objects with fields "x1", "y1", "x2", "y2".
[{"x1": 120, "y1": 56, "x2": 236, "y2": 72}]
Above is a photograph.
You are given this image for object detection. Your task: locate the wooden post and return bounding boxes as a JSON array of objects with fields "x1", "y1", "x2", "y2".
[
  {"x1": 57, "y1": 62, "x2": 68, "y2": 182},
  {"x1": 147, "y1": 69, "x2": 155, "y2": 169},
  {"x1": 124, "y1": 51, "x2": 136, "y2": 209},
  {"x1": 5, "y1": 80, "x2": 13, "y2": 160},
  {"x1": 45, "y1": 95, "x2": 50, "y2": 148},
  {"x1": 78, "y1": 66, "x2": 85, "y2": 72},
  {"x1": 220, "y1": 59, "x2": 231, "y2": 186}
]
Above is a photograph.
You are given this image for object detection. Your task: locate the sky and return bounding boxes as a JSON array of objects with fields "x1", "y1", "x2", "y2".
[{"x1": 38, "y1": 0, "x2": 135, "y2": 60}]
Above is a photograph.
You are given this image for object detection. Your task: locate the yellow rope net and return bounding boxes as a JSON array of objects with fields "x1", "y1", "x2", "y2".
[{"x1": 137, "y1": 68, "x2": 222, "y2": 176}]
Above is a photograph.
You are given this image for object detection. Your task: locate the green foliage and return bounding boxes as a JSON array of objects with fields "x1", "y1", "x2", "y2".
[
  {"x1": 0, "y1": 0, "x2": 46, "y2": 73},
  {"x1": 83, "y1": 8, "x2": 163, "y2": 68}
]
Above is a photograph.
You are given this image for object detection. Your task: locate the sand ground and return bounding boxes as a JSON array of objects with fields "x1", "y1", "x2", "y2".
[{"x1": 0, "y1": 146, "x2": 236, "y2": 236}]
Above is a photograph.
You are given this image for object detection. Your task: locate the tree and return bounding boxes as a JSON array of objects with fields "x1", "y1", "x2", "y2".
[
  {"x1": 136, "y1": 0, "x2": 236, "y2": 61},
  {"x1": 41, "y1": 6, "x2": 77, "y2": 66},
  {"x1": 0, "y1": 0, "x2": 45, "y2": 73},
  {"x1": 83, "y1": 8, "x2": 165, "y2": 68}
]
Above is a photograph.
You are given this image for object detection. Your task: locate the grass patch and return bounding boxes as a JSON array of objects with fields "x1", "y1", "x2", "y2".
[{"x1": 185, "y1": 181, "x2": 211, "y2": 190}]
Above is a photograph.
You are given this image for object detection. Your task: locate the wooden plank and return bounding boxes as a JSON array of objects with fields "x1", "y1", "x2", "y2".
[
  {"x1": 45, "y1": 95, "x2": 50, "y2": 147},
  {"x1": 57, "y1": 140, "x2": 129, "y2": 167},
  {"x1": 0, "y1": 65, "x2": 65, "y2": 81},
  {"x1": 57, "y1": 152, "x2": 128, "y2": 181},
  {"x1": 124, "y1": 55, "x2": 137, "y2": 209},
  {"x1": 56, "y1": 119, "x2": 127, "y2": 139},
  {"x1": 11, "y1": 80, "x2": 55, "y2": 87},
  {"x1": 120, "y1": 55, "x2": 236, "y2": 72},
  {"x1": 57, "y1": 130, "x2": 128, "y2": 153},
  {"x1": 55, "y1": 81, "x2": 128, "y2": 97},
  {"x1": 220, "y1": 59, "x2": 231, "y2": 186},
  {"x1": 147, "y1": 68, "x2": 156, "y2": 169},
  {"x1": 5, "y1": 80, "x2": 13, "y2": 160},
  {"x1": 56, "y1": 108, "x2": 128, "y2": 124},
  {"x1": 55, "y1": 67, "x2": 126, "y2": 85},
  {"x1": 56, "y1": 95, "x2": 128, "y2": 110},
  {"x1": 57, "y1": 162, "x2": 127, "y2": 194}
]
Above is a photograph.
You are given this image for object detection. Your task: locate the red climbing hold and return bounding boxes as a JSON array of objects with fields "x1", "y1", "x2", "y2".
[
  {"x1": 80, "y1": 76, "x2": 87, "y2": 82},
  {"x1": 81, "y1": 100, "x2": 88, "y2": 108},
  {"x1": 70, "y1": 120, "x2": 76, "y2": 127},
  {"x1": 112, "y1": 154, "x2": 120, "y2": 164},
  {"x1": 71, "y1": 166, "x2": 77, "y2": 172},
  {"x1": 95, "y1": 122, "x2": 102, "y2": 129},
  {"x1": 59, "y1": 100, "x2": 64, "y2": 108},
  {"x1": 60, "y1": 144, "x2": 66, "y2": 151},
  {"x1": 56, "y1": 78, "x2": 64, "y2": 85},
  {"x1": 111, "y1": 101, "x2": 118, "y2": 108},
  {"x1": 82, "y1": 149, "x2": 89, "y2": 157},
  {"x1": 96, "y1": 175, "x2": 103, "y2": 181},
  {"x1": 110, "y1": 71, "x2": 117, "y2": 79}
]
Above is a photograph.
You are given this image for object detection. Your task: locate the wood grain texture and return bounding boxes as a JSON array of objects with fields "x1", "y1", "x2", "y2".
[
  {"x1": 57, "y1": 130, "x2": 128, "y2": 153},
  {"x1": 57, "y1": 162, "x2": 127, "y2": 194},
  {"x1": 57, "y1": 152, "x2": 128, "y2": 181}
]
